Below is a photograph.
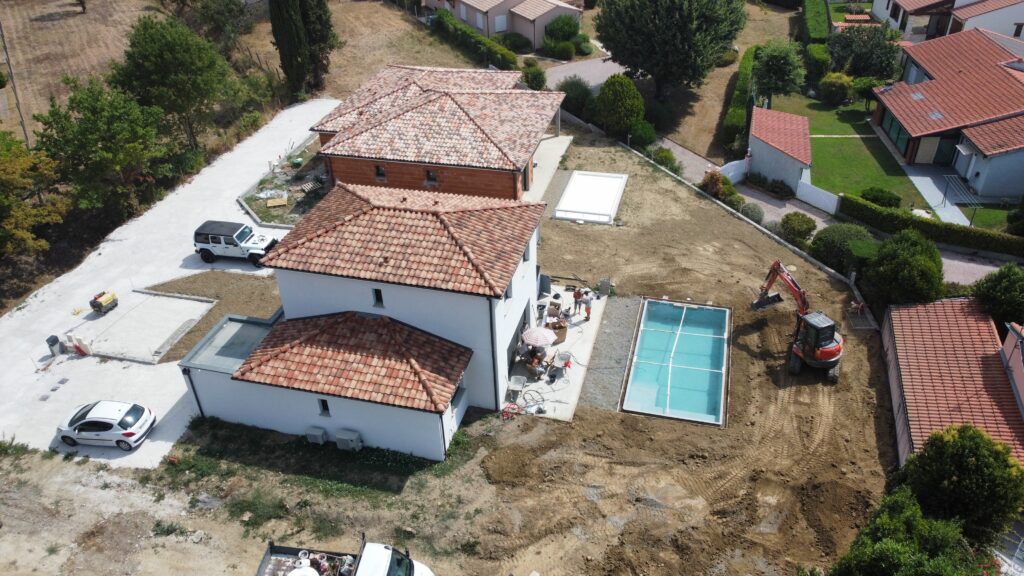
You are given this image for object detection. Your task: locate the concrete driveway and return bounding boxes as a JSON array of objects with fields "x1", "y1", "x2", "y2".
[
  {"x1": 546, "y1": 56, "x2": 625, "y2": 90},
  {"x1": 0, "y1": 99, "x2": 340, "y2": 468}
]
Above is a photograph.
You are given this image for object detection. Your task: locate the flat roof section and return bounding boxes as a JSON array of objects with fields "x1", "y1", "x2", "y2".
[
  {"x1": 554, "y1": 171, "x2": 628, "y2": 225},
  {"x1": 181, "y1": 313, "x2": 278, "y2": 374}
]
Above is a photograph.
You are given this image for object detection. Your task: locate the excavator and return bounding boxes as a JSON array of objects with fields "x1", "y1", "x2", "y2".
[{"x1": 752, "y1": 260, "x2": 843, "y2": 383}]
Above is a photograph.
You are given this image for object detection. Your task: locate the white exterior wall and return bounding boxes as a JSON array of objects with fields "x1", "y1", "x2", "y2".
[
  {"x1": 797, "y1": 168, "x2": 840, "y2": 214},
  {"x1": 749, "y1": 135, "x2": 808, "y2": 194},
  {"x1": 960, "y1": 4, "x2": 1024, "y2": 37},
  {"x1": 1003, "y1": 327, "x2": 1024, "y2": 412},
  {"x1": 882, "y1": 312, "x2": 915, "y2": 466},
  {"x1": 491, "y1": 229, "x2": 539, "y2": 404},
  {"x1": 187, "y1": 368, "x2": 448, "y2": 460},
  {"x1": 968, "y1": 147, "x2": 1024, "y2": 199}
]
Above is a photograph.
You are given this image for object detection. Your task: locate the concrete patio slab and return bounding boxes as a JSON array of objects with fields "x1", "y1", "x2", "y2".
[
  {"x1": 524, "y1": 134, "x2": 573, "y2": 203},
  {"x1": 901, "y1": 164, "x2": 971, "y2": 225}
]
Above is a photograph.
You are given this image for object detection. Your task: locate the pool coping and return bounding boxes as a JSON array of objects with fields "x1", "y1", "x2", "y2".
[{"x1": 617, "y1": 296, "x2": 733, "y2": 428}]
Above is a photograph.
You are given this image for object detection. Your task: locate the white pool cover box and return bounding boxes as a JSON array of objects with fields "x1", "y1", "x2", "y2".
[{"x1": 554, "y1": 171, "x2": 628, "y2": 225}]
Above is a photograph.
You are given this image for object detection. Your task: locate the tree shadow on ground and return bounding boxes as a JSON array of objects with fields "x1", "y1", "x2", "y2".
[{"x1": 30, "y1": 9, "x2": 83, "y2": 23}]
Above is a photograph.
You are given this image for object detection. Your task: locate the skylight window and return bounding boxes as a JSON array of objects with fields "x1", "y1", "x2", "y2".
[
  {"x1": 911, "y1": 92, "x2": 925, "y2": 100},
  {"x1": 928, "y1": 111, "x2": 944, "y2": 120}
]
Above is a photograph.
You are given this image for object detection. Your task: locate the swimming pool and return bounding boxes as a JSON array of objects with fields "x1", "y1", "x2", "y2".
[{"x1": 620, "y1": 299, "x2": 730, "y2": 425}]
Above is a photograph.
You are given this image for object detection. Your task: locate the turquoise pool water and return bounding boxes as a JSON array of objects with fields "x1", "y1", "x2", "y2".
[{"x1": 621, "y1": 299, "x2": 730, "y2": 424}]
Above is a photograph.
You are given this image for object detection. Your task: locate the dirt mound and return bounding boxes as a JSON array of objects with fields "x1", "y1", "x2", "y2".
[
  {"x1": 63, "y1": 512, "x2": 154, "y2": 575},
  {"x1": 798, "y1": 480, "x2": 874, "y2": 557}
]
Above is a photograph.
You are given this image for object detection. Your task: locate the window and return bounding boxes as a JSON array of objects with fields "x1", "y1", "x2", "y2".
[
  {"x1": 495, "y1": 14, "x2": 507, "y2": 32},
  {"x1": 375, "y1": 165, "x2": 386, "y2": 181},
  {"x1": 425, "y1": 170, "x2": 438, "y2": 185},
  {"x1": 77, "y1": 421, "x2": 114, "y2": 433},
  {"x1": 118, "y1": 405, "x2": 145, "y2": 429},
  {"x1": 234, "y1": 225, "x2": 253, "y2": 244},
  {"x1": 476, "y1": 12, "x2": 484, "y2": 30},
  {"x1": 69, "y1": 402, "x2": 98, "y2": 427},
  {"x1": 1015, "y1": 23, "x2": 1023, "y2": 38},
  {"x1": 211, "y1": 236, "x2": 222, "y2": 245},
  {"x1": 372, "y1": 288, "x2": 384, "y2": 307},
  {"x1": 459, "y1": 3, "x2": 466, "y2": 19},
  {"x1": 194, "y1": 233, "x2": 210, "y2": 244},
  {"x1": 522, "y1": 243, "x2": 530, "y2": 263},
  {"x1": 899, "y1": 10, "x2": 909, "y2": 31},
  {"x1": 318, "y1": 398, "x2": 330, "y2": 416},
  {"x1": 224, "y1": 235, "x2": 238, "y2": 246},
  {"x1": 889, "y1": 2, "x2": 900, "y2": 20}
]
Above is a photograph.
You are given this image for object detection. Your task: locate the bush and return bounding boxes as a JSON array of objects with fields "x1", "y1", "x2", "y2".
[
  {"x1": 716, "y1": 49, "x2": 739, "y2": 67},
  {"x1": 545, "y1": 14, "x2": 579, "y2": 42},
  {"x1": 549, "y1": 39, "x2": 576, "y2": 60},
  {"x1": 652, "y1": 147, "x2": 679, "y2": 174},
  {"x1": 739, "y1": 202, "x2": 764, "y2": 224},
  {"x1": 838, "y1": 194, "x2": 1024, "y2": 257},
  {"x1": 803, "y1": 0, "x2": 829, "y2": 44},
  {"x1": 628, "y1": 120, "x2": 657, "y2": 148},
  {"x1": 746, "y1": 171, "x2": 768, "y2": 189},
  {"x1": 780, "y1": 212, "x2": 817, "y2": 248},
  {"x1": 594, "y1": 74, "x2": 644, "y2": 138},
  {"x1": 575, "y1": 39, "x2": 594, "y2": 56},
  {"x1": 521, "y1": 64, "x2": 546, "y2": 90},
  {"x1": 861, "y1": 187, "x2": 901, "y2": 209},
  {"x1": 864, "y1": 229, "x2": 943, "y2": 307},
  {"x1": 644, "y1": 99, "x2": 675, "y2": 132},
  {"x1": 767, "y1": 179, "x2": 795, "y2": 199},
  {"x1": 431, "y1": 10, "x2": 517, "y2": 70},
  {"x1": 556, "y1": 75, "x2": 593, "y2": 119},
  {"x1": 805, "y1": 43, "x2": 831, "y2": 80},
  {"x1": 699, "y1": 171, "x2": 728, "y2": 198},
  {"x1": 722, "y1": 192, "x2": 744, "y2": 211},
  {"x1": 762, "y1": 220, "x2": 782, "y2": 235},
  {"x1": 973, "y1": 264, "x2": 1024, "y2": 330},
  {"x1": 809, "y1": 223, "x2": 874, "y2": 274},
  {"x1": 236, "y1": 110, "x2": 263, "y2": 137},
  {"x1": 819, "y1": 72, "x2": 853, "y2": 105},
  {"x1": 495, "y1": 31, "x2": 532, "y2": 54},
  {"x1": 905, "y1": 424, "x2": 1024, "y2": 547},
  {"x1": 852, "y1": 76, "x2": 882, "y2": 106},
  {"x1": 721, "y1": 47, "x2": 757, "y2": 156}
]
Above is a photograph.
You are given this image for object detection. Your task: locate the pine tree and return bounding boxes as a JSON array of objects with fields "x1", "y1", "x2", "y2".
[{"x1": 269, "y1": 0, "x2": 309, "y2": 97}]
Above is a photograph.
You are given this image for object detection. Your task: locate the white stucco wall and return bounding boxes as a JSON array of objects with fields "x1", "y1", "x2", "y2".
[
  {"x1": 960, "y1": 4, "x2": 1024, "y2": 38},
  {"x1": 186, "y1": 368, "x2": 448, "y2": 460},
  {"x1": 968, "y1": 147, "x2": 1024, "y2": 199},
  {"x1": 882, "y1": 312, "x2": 915, "y2": 466},
  {"x1": 491, "y1": 229, "x2": 539, "y2": 404},
  {"x1": 749, "y1": 135, "x2": 808, "y2": 194}
]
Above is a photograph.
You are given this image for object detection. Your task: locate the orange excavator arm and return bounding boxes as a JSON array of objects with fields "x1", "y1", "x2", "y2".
[{"x1": 752, "y1": 260, "x2": 811, "y2": 315}]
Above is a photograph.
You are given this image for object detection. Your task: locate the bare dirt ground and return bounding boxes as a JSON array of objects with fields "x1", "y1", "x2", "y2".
[
  {"x1": 241, "y1": 0, "x2": 473, "y2": 101},
  {"x1": 0, "y1": 0, "x2": 159, "y2": 144},
  {"x1": 659, "y1": 2, "x2": 799, "y2": 162}
]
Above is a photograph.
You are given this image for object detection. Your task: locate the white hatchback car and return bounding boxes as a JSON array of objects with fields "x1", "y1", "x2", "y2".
[{"x1": 56, "y1": 401, "x2": 157, "y2": 451}]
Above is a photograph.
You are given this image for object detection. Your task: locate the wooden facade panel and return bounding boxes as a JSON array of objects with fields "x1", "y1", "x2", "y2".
[{"x1": 327, "y1": 156, "x2": 522, "y2": 200}]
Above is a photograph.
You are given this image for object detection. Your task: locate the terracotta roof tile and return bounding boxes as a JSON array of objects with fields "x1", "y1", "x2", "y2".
[
  {"x1": 953, "y1": 0, "x2": 1024, "y2": 20},
  {"x1": 962, "y1": 114, "x2": 1024, "y2": 155},
  {"x1": 234, "y1": 312, "x2": 472, "y2": 413},
  {"x1": 463, "y1": 0, "x2": 506, "y2": 11},
  {"x1": 511, "y1": 0, "x2": 559, "y2": 19},
  {"x1": 888, "y1": 298, "x2": 1024, "y2": 461},
  {"x1": 261, "y1": 183, "x2": 546, "y2": 297},
  {"x1": 896, "y1": 0, "x2": 953, "y2": 12},
  {"x1": 875, "y1": 29, "x2": 1024, "y2": 137},
  {"x1": 750, "y1": 107, "x2": 812, "y2": 165}
]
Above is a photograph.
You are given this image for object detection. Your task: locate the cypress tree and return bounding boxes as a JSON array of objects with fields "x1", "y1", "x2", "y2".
[
  {"x1": 299, "y1": 0, "x2": 342, "y2": 92},
  {"x1": 269, "y1": 0, "x2": 309, "y2": 97}
]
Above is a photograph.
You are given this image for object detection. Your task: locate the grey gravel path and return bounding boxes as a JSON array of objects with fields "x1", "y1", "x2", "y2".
[{"x1": 578, "y1": 296, "x2": 641, "y2": 411}]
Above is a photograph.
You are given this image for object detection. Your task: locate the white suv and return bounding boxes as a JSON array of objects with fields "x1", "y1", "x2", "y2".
[{"x1": 194, "y1": 221, "x2": 278, "y2": 266}]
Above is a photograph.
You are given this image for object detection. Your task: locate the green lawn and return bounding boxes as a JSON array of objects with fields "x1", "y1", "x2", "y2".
[
  {"x1": 810, "y1": 138, "x2": 928, "y2": 208},
  {"x1": 959, "y1": 206, "x2": 1011, "y2": 231},
  {"x1": 773, "y1": 94, "x2": 874, "y2": 136},
  {"x1": 829, "y1": 2, "x2": 873, "y2": 22}
]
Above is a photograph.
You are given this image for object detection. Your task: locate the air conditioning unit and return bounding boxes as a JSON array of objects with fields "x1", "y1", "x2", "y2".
[
  {"x1": 305, "y1": 426, "x2": 327, "y2": 445},
  {"x1": 335, "y1": 429, "x2": 363, "y2": 452}
]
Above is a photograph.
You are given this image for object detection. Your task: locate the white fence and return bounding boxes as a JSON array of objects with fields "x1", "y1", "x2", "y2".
[
  {"x1": 720, "y1": 158, "x2": 748, "y2": 183},
  {"x1": 797, "y1": 168, "x2": 840, "y2": 215}
]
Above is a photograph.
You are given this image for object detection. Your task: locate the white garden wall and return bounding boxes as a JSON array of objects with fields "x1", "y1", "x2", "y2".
[
  {"x1": 796, "y1": 168, "x2": 840, "y2": 214},
  {"x1": 720, "y1": 159, "x2": 748, "y2": 183}
]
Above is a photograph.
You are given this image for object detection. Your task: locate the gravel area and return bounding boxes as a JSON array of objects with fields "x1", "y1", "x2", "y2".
[{"x1": 578, "y1": 296, "x2": 640, "y2": 410}]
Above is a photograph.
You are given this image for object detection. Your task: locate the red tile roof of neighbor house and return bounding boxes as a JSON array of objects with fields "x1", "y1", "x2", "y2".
[
  {"x1": 888, "y1": 298, "x2": 1024, "y2": 462},
  {"x1": 896, "y1": 0, "x2": 953, "y2": 12},
  {"x1": 953, "y1": 0, "x2": 1024, "y2": 20},
  {"x1": 261, "y1": 183, "x2": 546, "y2": 297},
  {"x1": 963, "y1": 114, "x2": 1024, "y2": 154},
  {"x1": 234, "y1": 312, "x2": 472, "y2": 413},
  {"x1": 749, "y1": 107, "x2": 812, "y2": 165},
  {"x1": 876, "y1": 29, "x2": 1024, "y2": 138}
]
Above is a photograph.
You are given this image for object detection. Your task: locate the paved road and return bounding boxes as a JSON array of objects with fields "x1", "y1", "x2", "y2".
[{"x1": 546, "y1": 55, "x2": 625, "y2": 90}]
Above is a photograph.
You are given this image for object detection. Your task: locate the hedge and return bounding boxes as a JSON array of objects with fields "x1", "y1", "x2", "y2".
[
  {"x1": 721, "y1": 46, "x2": 757, "y2": 153},
  {"x1": 431, "y1": 10, "x2": 518, "y2": 70},
  {"x1": 806, "y1": 43, "x2": 831, "y2": 80},
  {"x1": 839, "y1": 194, "x2": 1024, "y2": 257},
  {"x1": 803, "y1": 0, "x2": 829, "y2": 44}
]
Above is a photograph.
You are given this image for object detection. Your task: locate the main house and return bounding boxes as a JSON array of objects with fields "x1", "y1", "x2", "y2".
[
  {"x1": 871, "y1": 0, "x2": 1024, "y2": 42},
  {"x1": 424, "y1": 0, "x2": 581, "y2": 49},
  {"x1": 311, "y1": 65, "x2": 565, "y2": 201},
  {"x1": 180, "y1": 183, "x2": 545, "y2": 460},
  {"x1": 873, "y1": 29, "x2": 1024, "y2": 198}
]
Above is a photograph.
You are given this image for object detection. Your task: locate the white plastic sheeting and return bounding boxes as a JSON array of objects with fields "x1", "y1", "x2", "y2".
[{"x1": 554, "y1": 170, "x2": 628, "y2": 224}]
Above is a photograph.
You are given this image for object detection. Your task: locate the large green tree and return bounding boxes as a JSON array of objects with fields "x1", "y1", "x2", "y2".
[
  {"x1": 752, "y1": 39, "x2": 805, "y2": 108},
  {"x1": 973, "y1": 264, "x2": 1024, "y2": 329},
  {"x1": 269, "y1": 0, "x2": 309, "y2": 97},
  {"x1": 595, "y1": 0, "x2": 745, "y2": 98},
  {"x1": 197, "y1": 0, "x2": 249, "y2": 57},
  {"x1": 827, "y1": 25, "x2": 901, "y2": 80},
  {"x1": 110, "y1": 16, "x2": 235, "y2": 149},
  {"x1": 299, "y1": 0, "x2": 342, "y2": 92},
  {"x1": 0, "y1": 132, "x2": 67, "y2": 256},
  {"x1": 864, "y1": 229, "x2": 943, "y2": 307},
  {"x1": 593, "y1": 74, "x2": 644, "y2": 138},
  {"x1": 35, "y1": 77, "x2": 169, "y2": 221}
]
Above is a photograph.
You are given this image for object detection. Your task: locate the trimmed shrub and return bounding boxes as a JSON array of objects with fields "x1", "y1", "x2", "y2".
[
  {"x1": 864, "y1": 229, "x2": 943, "y2": 307},
  {"x1": 746, "y1": 171, "x2": 768, "y2": 189},
  {"x1": 575, "y1": 39, "x2": 594, "y2": 56},
  {"x1": 543, "y1": 36, "x2": 576, "y2": 60},
  {"x1": 716, "y1": 49, "x2": 739, "y2": 67},
  {"x1": 973, "y1": 264, "x2": 1024, "y2": 331},
  {"x1": 848, "y1": 238, "x2": 879, "y2": 272},
  {"x1": 780, "y1": 212, "x2": 817, "y2": 248},
  {"x1": 545, "y1": 14, "x2": 579, "y2": 42},
  {"x1": 556, "y1": 75, "x2": 593, "y2": 118},
  {"x1": 762, "y1": 220, "x2": 782, "y2": 235},
  {"x1": 721, "y1": 47, "x2": 757, "y2": 156},
  {"x1": 819, "y1": 72, "x2": 853, "y2": 105},
  {"x1": 495, "y1": 31, "x2": 532, "y2": 54},
  {"x1": 628, "y1": 120, "x2": 657, "y2": 148},
  {"x1": 768, "y1": 179, "x2": 795, "y2": 199},
  {"x1": 809, "y1": 223, "x2": 874, "y2": 274},
  {"x1": 652, "y1": 147, "x2": 680, "y2": 174},
  {"x1": 803, "y1": 0, "x2": 829, "y2": 44},
  {"x1": 740, "y1": 202, "x2": 764, "y2": 224},
  {"x1": 838, "y1": 194, "x2": 1024, "y2": 257},
  {"x1": 805, "y1": 43, "x2": 831, "y2": 80},
  {"x1": 431, "y1": 10, "x2": 517, "y2": 70},
  {"x1": 594, "y1": 74, "x2": 644, "y2": 138},
  {"x1": 521, "y1": 64, "x2": 546, "y2": 90},
  {"x1": 861, "y1": 187, "x2": 901, "y2": 208},
  {"x1": 644, "y1": 99, "x2": 675, "y2": 132},
  {"x1": 722, "y1": 192, "x2": 744, "y2": 211}
]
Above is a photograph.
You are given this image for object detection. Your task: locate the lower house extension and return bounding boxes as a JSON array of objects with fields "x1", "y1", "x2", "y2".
[{"x1": 179, "y1": 183, "x2": 545, "y2": 460}]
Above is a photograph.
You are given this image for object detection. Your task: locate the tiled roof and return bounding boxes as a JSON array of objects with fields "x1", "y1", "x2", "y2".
[
  {"x1": 832, "y1": 20, "x2": 881, "y2": 30},
  {"x1": 876, "y1": 29, "x2": 1024, "y2": 137},
  {"x1": 953, "y1": 0, "x2": 1024, "y2": 20},
  {"x1": 463, "y1": 0, "x2": 506, "y2": 11},
  {"x1": 234, "y1": 312, "x2": 472, "y2": 413},
  {"x1": 319, "y1": 89, "x2": 564, "y2": 171},
  {"x1": 261, "y1": 183, "x2": 546, "y2": 297},
  {"x1": 511, "y1": 0, "x2": 563, "y2": 19},
  {"x1": 888, "y1": 298, "x2": 1024, "y2": 462},
  {"x1": 749, "y1": 107, "x2": 812, "y2": 165},
  {"x1": 311, "y1": 65, "x2": 522, "y2": 134},
  {"x1": 962, "y1": 114, "x2": 1024, "y2": 155},
  {"x1": 896, "y1": 0, "x2": 952, "y2": 12}
]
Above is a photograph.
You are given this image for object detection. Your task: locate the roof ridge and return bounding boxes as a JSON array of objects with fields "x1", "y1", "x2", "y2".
[
  {"x1": 441, "y1": 200, "x2": 545, "y2": 215},
  {"x1": 343, "y1": 183, "x2": 544, "y2": 214},
  {"x1": 264, "y1": 205, "x2": 375, "y2": 264},
  {"x1": 380, "y1": 321, "x2": 445, "y2": 411},
  {"x1": 435, "y1": 212, "x2": 501, "y2": 296},
  {"x1": 329, "y1": 91, "x2": 446, "y2": 144},
  {"x1": 446, "y1": 93, "x2": 519, "y2": 169}
]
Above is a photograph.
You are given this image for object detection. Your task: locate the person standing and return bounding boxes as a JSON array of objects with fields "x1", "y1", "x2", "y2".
[
  {"x1": 583, "y1": 290, "x2": 594, "y2": 321},
  {"x1": 573, "y1": 287, "x2": 584, "y2": 315}
]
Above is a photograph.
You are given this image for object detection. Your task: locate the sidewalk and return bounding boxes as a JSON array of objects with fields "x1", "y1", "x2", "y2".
[{"x1": 656, "y1": 136, "x2": 719, "y2": 183}]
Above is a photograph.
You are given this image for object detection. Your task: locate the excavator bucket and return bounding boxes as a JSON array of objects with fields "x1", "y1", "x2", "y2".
[{"x1": 752, "y1": 292, "x2": 784, "y2": 311}]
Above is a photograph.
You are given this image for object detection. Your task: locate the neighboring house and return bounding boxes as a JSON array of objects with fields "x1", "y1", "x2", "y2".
[
  {"x1": 871, "y1": 0, "x2": 1024, "y2": 42},
  {"x1": 311, "y1": 65, "x2": 565, "y2": 201},
  {"x1": 873, "y1": 29, "x2": 1024, "y2": 198},
  {"x1": 747, "y1": 107, "x2": 812, "y2": 194},
  {"x1": 180, "y1": 183, "x2": 546, "y2": 460},
  {"x1": 882, "y1": 298, "x2": 1024, "y2": 466},
  {"x1": 423, "y1": 0, "x2": 581, "y2": 49}
]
